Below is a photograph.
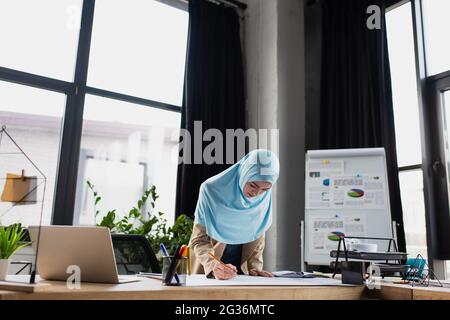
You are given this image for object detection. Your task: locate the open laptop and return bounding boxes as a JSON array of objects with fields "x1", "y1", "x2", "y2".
[{"x1": 28, "y1": 226, "x2": 137, "y2": 284}]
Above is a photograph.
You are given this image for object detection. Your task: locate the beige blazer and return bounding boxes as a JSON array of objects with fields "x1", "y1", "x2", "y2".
[{"x1": 188, "y1": 223, "x2": 265, "y2": 278}]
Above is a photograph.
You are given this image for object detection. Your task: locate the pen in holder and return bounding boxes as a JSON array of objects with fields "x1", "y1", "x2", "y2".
[{"x1": 162, "y1": 256, "x2": 187, "y2": 286}]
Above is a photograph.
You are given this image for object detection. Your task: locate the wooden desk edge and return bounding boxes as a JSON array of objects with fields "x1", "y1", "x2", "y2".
[
  {"x1": 365, "y1": 282, "x2": 450, "y2": 300},
  {"x1": 0, "y1": 284, "x2": 366, "y2": 300},
  {"x1": 2, "y1": 277, "x2": 450, "y2": 300}
]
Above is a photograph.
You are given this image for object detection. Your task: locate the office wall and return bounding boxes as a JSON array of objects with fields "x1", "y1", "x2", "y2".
[
  {"x1": 243, "y1": 0, "x2": 305, "y2": 271},
  {"x1": 276, "y1": 0, "x2": 305, "y2": 271},
  {"x1": 243, "y1": 0, "x2": 278, "y2": 271}
]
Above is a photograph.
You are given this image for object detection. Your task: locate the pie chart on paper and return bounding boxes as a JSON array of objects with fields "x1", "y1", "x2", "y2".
[
  {"x1": 328, "y1": 231, "x2": 345, "y2": 241},
  {"x1": 347, "y1": 189, "x2": 365, "y2": 198}
]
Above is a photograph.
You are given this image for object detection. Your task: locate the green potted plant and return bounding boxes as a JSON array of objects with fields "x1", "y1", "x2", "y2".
[
  {"x1": 87, "y1": 181, "x2": 194, "y2": 260},
  {"x1": 0, "y1": 224, "x2": 30, "y2": 281}
]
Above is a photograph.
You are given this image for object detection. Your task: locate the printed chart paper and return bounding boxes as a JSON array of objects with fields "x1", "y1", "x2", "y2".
[
  {"x1": 306, "y1": 160, "x2": 344, "y2": 209},
  {"x1": 309, "y1": 214, "x2": 367, "y2": 254},
  {"x1": 330, "y1": 175, "x2": 386, "y2": 209}
]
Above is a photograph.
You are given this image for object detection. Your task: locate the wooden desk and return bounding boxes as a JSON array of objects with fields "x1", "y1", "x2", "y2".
[
  {"x1": 412, "y1": 286, "x2": 450, "y2": 300},
  {"x1": 366, "y1": 281, "x2": 450, "y2": 300},
  {"x1": 2, "y1": 276, "x2": 450, "y2": 300},
  {"x1": 0, "y1": 276, "x2": 365, "y2": 300}
]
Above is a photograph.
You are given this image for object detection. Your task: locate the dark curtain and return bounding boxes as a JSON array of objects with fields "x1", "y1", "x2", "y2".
[
  {"x1": 175, "y1": 0, "x2": 246, "y2": 218},
  {"x1": 319, "y1": 0, "x2": 406, "y2": 252}
]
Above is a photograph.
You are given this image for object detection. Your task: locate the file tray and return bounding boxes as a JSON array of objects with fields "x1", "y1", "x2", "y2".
[
  {"x1": 330, "y1": 236, "x2": 407, "y2": 278},
  {"x1": 330, "y1": 251, "x2": 408, "y2": 261},
  {"x1": 373, "y1": 263, "x2": 410, "y2": 274}
]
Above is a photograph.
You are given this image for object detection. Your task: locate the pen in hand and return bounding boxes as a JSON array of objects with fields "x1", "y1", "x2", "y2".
[{"x1": 208, "y1": 252, "x2": 237, "y2": 280}]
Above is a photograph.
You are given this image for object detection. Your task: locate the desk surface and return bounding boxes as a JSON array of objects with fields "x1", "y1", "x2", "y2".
[
  {"x1": 0, "y1": 275, "x2": 365, "y2": 300},
  {"x1": 365, "y1": 279, "x2": 450, "y2": 300},
  {"x1": 2, "y1": 276, "x2": 450, "y2": 300}
]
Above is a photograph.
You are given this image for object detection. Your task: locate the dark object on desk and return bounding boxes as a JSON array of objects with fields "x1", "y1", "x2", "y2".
[
  {"x1": 341, "y1": 261, "x2": 364, "y2": 285},
  {"x1": 162, "y1": 256, "x2": 188, "y2": 286},
  {"x1": 138, "y1": 272, "x2": 163, "y2": 280},
  {"x1": 331, "y1": 261, "x2": 410, "y2": 278},
  {"x1": 163, "y1": 245, "x2": 185, "y2": 285},
  {"x1": 111, "y1": 234, "x2": 161, "y2": 274},
  {"x1": 273, "y1": 271, "x2": 316, "y2": 279},
  {"x1": 331, "y1": 236, "x2": 407, "y2": 279},
  {"x1": 330, "y1": 250, "x2": 408, "y2": 261},
  {"x1": 373, "y1": 263, "x2": 410, "y2": 274}
]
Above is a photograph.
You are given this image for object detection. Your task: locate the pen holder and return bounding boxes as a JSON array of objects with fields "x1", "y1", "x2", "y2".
[{"x1": 162, "y1": 256, "x2": 187, "y2": 286}]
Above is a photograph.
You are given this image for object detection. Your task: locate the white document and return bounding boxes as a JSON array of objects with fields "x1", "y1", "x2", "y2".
[
  {"x1": 306, "y1": 160, "x2": 344, "y2": 209},
  {"x1": 363, "y1": 175, "x2": 386, "y2": 207},
  {"x1": 330, "y1": 174, "x2": 386, "y2": 209},
  {"x1": 186, "y1": 275, "x2": 351, "y2": 287},
  {"x1": 309, "y1": 214, "x2": 367, "y2": 254}
]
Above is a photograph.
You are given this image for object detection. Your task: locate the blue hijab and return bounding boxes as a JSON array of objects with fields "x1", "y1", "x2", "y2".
[{"x1": 194, "y1": 149, "x2": 280, "y2": 244}]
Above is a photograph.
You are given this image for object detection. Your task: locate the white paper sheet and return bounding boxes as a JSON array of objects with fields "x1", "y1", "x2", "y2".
[
  {"x1": 310, "y1": 214, "x2": 367, "y2": 254},
  {"x1": 330, "y1": 174, "x2": 386, "y2": 209},
  {"x1": 305, "y1": 160, "x2": 344, "y2": 209},
  {"x1": 186, "y1": 275, "x2": 351, "y2": 287}
]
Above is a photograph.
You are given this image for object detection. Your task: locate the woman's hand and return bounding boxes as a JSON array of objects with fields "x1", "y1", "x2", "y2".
[
  {"x1": 213, "y1": 262, "x2": 237, "y2": 280},
  {"x1": 249, "y1": 270, "x2": 273, "y2": 277}
]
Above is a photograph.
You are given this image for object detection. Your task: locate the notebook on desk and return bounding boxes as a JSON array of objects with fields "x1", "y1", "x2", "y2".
[
  {"x1": 137, "y1": 272, "x2": 163, "y2": 280},
  {"x1": 272, "y1": 271, "x2": 316, "y2": 278}
]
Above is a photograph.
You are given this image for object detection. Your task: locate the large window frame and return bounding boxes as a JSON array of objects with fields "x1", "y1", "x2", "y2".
[
  {"x1": 423, "y1": 72, "x2": 450, "y2": 278},
  {"x1": 0, "y1": 0, "x2": 187, "y2": 225},
  {"x1": 388, "y1": 0, "x2": 450, "y2": 278}
]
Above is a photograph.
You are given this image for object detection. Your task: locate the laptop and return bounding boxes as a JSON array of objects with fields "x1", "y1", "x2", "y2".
[{"x1": 28, "y1": 226, "x2": 137, "y2": 284}]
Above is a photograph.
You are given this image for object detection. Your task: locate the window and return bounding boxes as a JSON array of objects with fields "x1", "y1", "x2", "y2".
[
  {"x1": 441, "y1": 90, "x2": 450, "y2": 188},
  {"x1": 74, "y1": 95, "x2": 181, "y2": 226},
  {"x1": 386, "y1": 2, "x2": 428, "y2": 260},
  {"x1": 387, "y1": 3, "x2": 422, "y2": 168},
  {"x1": 0, "y1": 81, "x2": 66, "y2": 226},
  {"x1": 422, "y1": 0, "x2": 450, "y2": 76},
  {"x1": 0, "y1": 0, "x2": 188, "y2": 227},
  {"x1": 0, "y1": 0, "x2": 82, "y2": 81},
  {"x1": 73, "y1": 0, "x2": 188, "y2": 226},
  {"x1": 440, "y1": 89, "x2": 450, "y2": 279},
  {"x1": 87, "y1": 0, "x2": 189, "y2": 106},
  {"x1": 398, "y1": 170, "x2": 427, "y2": 259},
  {"x1": 387, "y1": 0, "x2": 450, "y2": 280}
]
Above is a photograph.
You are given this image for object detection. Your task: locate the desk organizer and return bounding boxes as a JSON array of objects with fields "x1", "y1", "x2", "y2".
[{"x1": 330, "y1": 236, "x2": 408, "y2": 279}]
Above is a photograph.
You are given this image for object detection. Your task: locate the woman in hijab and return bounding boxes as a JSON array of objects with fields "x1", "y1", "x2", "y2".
[{"x1": 189, "y1": 149, "x2": 279, "y2": 280}]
